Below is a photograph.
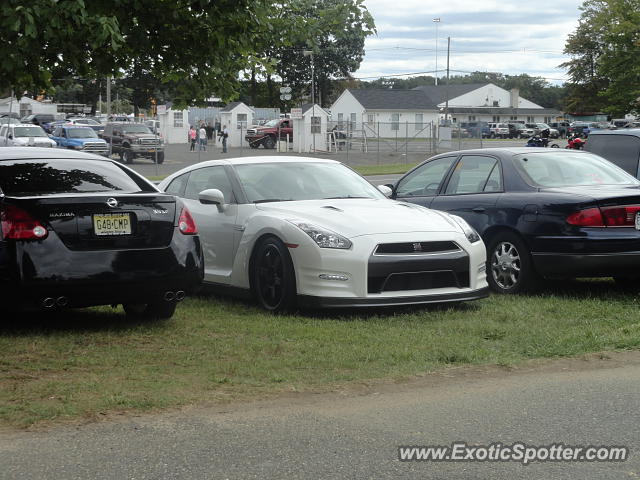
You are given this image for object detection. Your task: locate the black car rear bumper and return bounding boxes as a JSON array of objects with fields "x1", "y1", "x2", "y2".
[{"x1": 532, "y1": 251, "x2": 640, "y2": 277}]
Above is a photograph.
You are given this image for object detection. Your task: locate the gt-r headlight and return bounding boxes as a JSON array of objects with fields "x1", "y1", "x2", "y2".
[
  {"x1": 287, "y1": 220, "x2": 352, "y2": 249},
  {"x1": 449, "y1": 215, "x2": 481, "y2": 244}
]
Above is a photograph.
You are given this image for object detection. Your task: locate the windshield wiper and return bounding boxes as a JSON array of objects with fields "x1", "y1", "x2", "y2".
[
  {"x1": 322, "y1": 195, "x2": 369, "y2": 199},
  {"x1": 253, "y1": 198, "x2": 293, "y2": 203}
]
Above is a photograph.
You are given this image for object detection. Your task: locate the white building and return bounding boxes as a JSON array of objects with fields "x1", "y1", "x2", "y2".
[
  {"x1": 412, "y1": 83, "x2": 562, "y2": 124},
  {"x1": 0, "y1": 96, "x2": 57, "y2": 118},
  {"x1": 330, "y1": 89, "x2": 439, "y2": 138},
  {"x1": 157, "y1": 106, "x2": 189, "y2": 144},
  {"x1": 291, "y1": 104, "x2": 330, "y2": 153},
  {"x1": 219, "y1": 102, "x2": 254, "y2": 148}
]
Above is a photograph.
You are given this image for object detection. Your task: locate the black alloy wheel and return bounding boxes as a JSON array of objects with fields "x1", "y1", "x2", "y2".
[
  {"x1": 252, "y1": 236, "x2": 296, "y2": 312},
  {"x1": 487, "y1": 232, "x2": 539, "y2": 294}
]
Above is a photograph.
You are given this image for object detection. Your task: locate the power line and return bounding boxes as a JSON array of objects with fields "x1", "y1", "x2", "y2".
[{"x1": 365, "y1": 46, "x2": 566, "y2": 54}]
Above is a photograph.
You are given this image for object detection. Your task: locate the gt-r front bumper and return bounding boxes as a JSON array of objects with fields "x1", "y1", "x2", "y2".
[{"x1": 288, "y1": 231, "x2": 488, "y2": 307}]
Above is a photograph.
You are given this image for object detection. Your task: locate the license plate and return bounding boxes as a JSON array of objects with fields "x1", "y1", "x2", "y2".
[
  {"x1": 148, "y1": 149, "x2": 156, "y2": 153},
  {"x1": 636, "y1": 212, "x2": 640, "y2": 230},
  {"x1": 93, "y1": 213, "x2": 132, "y2": 236}
]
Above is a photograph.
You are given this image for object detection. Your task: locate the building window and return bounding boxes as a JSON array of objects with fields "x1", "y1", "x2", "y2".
[
  {"x1": 391, "y1": 113, "x2": 400, "y2": 131},
  {"x1": 527, "y1": 116, "x2": 534, "y2": 123},
  {"x1": 510, "y1": 116, "x2": 518, "y2": 121},
  {"x1": 337, "y1": 112, "x2": 344, "y2": 129},
  {"x1": 415, "y1": 114, "x2": 423, "y2": 130},
  {"x1": 350, "y1": 113, "x2": 357, "y2": 130},
  {"x1": 544, "y1": 116, "x2": 552, "y2": 123},
  {"x1": 468, "y1": 115, "x2": 476, "y2": 122},
  {"x1": 367, "y1": 113, "x2": 375, "y2": 125},
  {"x1": 236, "y1": 113, "x2": 248, "y2": 129},
  {"x1": 173, "y1": 111, "x2": 183, "y2": 127},
  {"x1": 492, "y1": 116, "x2": 500, "y2": 122},
  {"x1": 310, "y1": 116, "x2": 321, "y2": 134}
]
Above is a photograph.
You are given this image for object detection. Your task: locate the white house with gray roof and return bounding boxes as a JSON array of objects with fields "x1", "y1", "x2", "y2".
[
  {"x1": 331, "y1": 84, "x2": 563, "y2": 137},
  {"x1": 330, "y1": 89, "x2": 440, "y2": 139}
]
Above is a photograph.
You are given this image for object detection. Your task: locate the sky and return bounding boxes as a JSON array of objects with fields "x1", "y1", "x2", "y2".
[{"x1": 355, "y1": 0, "x2": 586, "y2": 85}]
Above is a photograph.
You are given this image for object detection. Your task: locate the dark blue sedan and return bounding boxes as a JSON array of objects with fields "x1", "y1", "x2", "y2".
[{"x1": 390, "y1": 147, "x2": 640, "y2": 293}]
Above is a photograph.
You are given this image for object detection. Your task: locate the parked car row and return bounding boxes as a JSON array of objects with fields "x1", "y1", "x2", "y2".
[{"x1": 5, "y1": 128, "x2": 640, "y2": 318}]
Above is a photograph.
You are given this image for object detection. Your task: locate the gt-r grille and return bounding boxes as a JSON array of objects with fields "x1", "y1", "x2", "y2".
[
  {"x1": 82, "y1": 142, "x2": 108, "y2": 152},
  {"x1": 374, "y1": 241, "x2": 460, "y2": 255},
  {"x1": 368, "y1": 270, "x2": 469, "y2": 293},
  {"x1": 367, "y1": 248, "x2": 470, "y2": 294}
]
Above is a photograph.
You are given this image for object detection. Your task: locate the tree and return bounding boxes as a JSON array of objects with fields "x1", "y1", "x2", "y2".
[
  {"x1": 1, "y1": 0, "x2": 271, "y2": 106},
  {"x1": 246, "y1": 0, "x2": 375, "y2": 108},
  {"x1": 562, "y1": 0, "x2": 640, "y2": 116}
]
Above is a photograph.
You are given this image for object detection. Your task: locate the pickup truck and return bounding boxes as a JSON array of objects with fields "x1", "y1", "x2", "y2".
[
  {"x1": 50, "y1": 125, "x2": 109, "y2": 156},
  {"x1": 100, "y1": 122, "x2": 164, "y2": 163},
  {"x1": 245, "y1": 118, "x2": 292, "y2": 149}
]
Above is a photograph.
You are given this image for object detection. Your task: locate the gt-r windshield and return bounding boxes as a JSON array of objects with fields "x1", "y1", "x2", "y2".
[
  {"x1": 513, "y1": 152, "x2": 640, "y2": 188},
  {"x1": 234, "y1": 162, "x2": 385, "y2": 203}
]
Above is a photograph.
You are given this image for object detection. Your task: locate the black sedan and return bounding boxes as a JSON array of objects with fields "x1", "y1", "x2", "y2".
[
  {"x1": 0, "y1": 148, "x2": 203, "y2": 318},
  {"x1": 389, "y1": 147, "x2": 640, "y2": 293}
]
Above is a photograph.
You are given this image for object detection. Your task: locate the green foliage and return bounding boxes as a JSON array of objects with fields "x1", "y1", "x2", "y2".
[
  {"x1": 0, "y1": 0, "x2": 272, "y2": 106},
  {"x1": 562, "y1": 0, "x2": 640, "y2": 116}
]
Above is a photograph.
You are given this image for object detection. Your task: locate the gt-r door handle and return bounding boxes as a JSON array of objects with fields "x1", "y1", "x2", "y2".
[
  {"x1": 472, "y1": 207, "x2": 486, "y2": 213},
  {"x1": 233, "y1": 225, "x2": 245, "y2": 232}
]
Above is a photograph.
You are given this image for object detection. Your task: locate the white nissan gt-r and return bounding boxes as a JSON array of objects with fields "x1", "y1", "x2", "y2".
[{"x1": 159, "y1": 157, "x2": 489, "y2": 311}]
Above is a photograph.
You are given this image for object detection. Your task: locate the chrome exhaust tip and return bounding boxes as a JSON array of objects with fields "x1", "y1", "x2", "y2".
[
  {"x1": 56, "y1": 296, "x2": 69, "y2": 307},
  {"x1": 164, "y1": 291, "x2": 176, "y2": 302},
  {"x1": 175, "y1": 290, "x2": 186, "y2": 301},
  {"x1": 42, "y1": 297, "x2": 56, "y2": 308}
]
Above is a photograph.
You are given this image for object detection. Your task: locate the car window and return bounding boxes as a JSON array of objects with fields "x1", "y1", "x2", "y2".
[
  {"x1": 184, "y1": 166, "x2": 235, "y2": 203},
  {"x1": 0, "y1": 159, "x2": 152, "y2": 195},
  {"x1": 165, "y1": 172, "x2": 190, "y2": 196},
  {"x1": 445, "y1": 155, "x2": 500, "y2": 195},
  {"x1": 585, "y1": 134, "x2": 640, "y2": 177},
  {"x1": 395, "y1": 156, "x2": 457, "y2": 197}
]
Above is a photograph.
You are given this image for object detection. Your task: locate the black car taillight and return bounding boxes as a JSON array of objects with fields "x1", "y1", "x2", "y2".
[
  {"x1": 178, "y1": 207, "x2": 198, "y2": 235},
  {"x1": 566, "y1": 207, "x2": 605, "y2": 227},
  {"x1": 1, "y1": 204, "x2": 48, "y2": 239}
]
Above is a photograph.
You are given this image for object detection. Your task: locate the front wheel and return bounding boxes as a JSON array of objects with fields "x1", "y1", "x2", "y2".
[
  {"x1": 154, "y1": 151, "x2": 165, "y2": 164},
  {"x1": 251, "y1": 236, "x2": 297, "y2": 312},
  {"x1": 487, "y1": 232, "x2": 540, "y2": 294},
  {"x1": 122, "y1": 149, "x2": 134, "y2": 164},
  {"x1": 262, "y1": 136, "x2": 276, "y2": 149},
  {"x1": 550, "y1": 143, "x2": 560, "y2": 148},
  {"x1": 123, "y1": 300, "x2": 177, "y2": 319}
]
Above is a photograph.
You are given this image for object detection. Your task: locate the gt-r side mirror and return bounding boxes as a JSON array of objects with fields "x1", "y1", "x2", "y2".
[
  {"x1": 378, "y1": 185, "x2": 393, "y2": 197},
  {"x1": 198, "y1": 188, "x2": 226, "y2": 212}
]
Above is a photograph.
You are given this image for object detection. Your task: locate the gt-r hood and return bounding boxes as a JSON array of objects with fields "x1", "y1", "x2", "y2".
[{"x1": 256, "y1": 198, "x2": 458, "y2": 237}]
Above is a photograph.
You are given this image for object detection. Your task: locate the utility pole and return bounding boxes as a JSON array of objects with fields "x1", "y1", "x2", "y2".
[
  {"x1": 444, "y1": 37, "x2": 451, "y2": 124},
  {"x1": 106, "y1": 76, "x2": 111, "y2": 116},
  {"x1": 433, "y1": 18, "x2": 441, "y2": 86}
]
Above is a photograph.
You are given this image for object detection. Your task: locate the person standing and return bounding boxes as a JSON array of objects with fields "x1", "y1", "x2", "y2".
[
  {"x1": 198, "y1": 125, "x2": 207, "y2": 151},
  {"x1": 188, "y1": 125, "x2": 197, "y2": 152},
  {"x1": 206, "y1": 122, "x2": 214, "y2": 141},
  {"x1": 219, "y1": 125, "x2": 229, "y2": 153}
]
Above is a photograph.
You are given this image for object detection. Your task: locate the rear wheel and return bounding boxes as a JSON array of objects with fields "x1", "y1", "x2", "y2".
[
  {"x1": 123, "y1": 300, "x2": 177, "y2": 320},
  {"x1": 263, "y1": 136, "x2": 276, "y2": 149},
  {"x1": 487, "y1": 232, "x2": 540, "y2": 294},
  {"x1": 251, "y1": 236, "x2": 296, "y2": 312},
  {"x1": 613, "y1": 276, "x2": 640, "y2": 291}
]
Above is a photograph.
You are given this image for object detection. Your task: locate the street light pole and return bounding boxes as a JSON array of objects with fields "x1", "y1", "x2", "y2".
[{"x1": 432, "y1": 18, "x2": 441, "y2": 86}]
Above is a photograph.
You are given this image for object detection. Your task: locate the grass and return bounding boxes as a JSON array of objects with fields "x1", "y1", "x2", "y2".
[{"x1": 1, "y1": 279, "x2": 640, "y2": 428}]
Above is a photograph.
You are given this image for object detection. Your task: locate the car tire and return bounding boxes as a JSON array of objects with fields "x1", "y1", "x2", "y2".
[
  {"x1": 155, "y1": 152, "x2": 165, "y2": 164},
  {"x1": 123, "y1": 149, "x2": 134, "y2": 164},
  {"x1": 251, "y1": 236, "x2": 296, "y2": 313},
  {"x1": 249, "y1": 142, "x2": 260, "y2": 149},
  {"x1": 486, "y1": 232, "x2": 540, "y2": 294},
  {"x1": 263, "y1": 136, "x2": 276, "y2": 149},
  {"x1": 613, "y1": 276, "x2": 640, "y2": 291},
  {"x1": 123, "y1": 300, "x2": 177, "y2": 320}
]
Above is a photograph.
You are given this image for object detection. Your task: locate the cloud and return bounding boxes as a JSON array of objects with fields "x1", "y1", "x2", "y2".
[{"x1": 356, "y1": 0, "x2": 584, "y2": 84}]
